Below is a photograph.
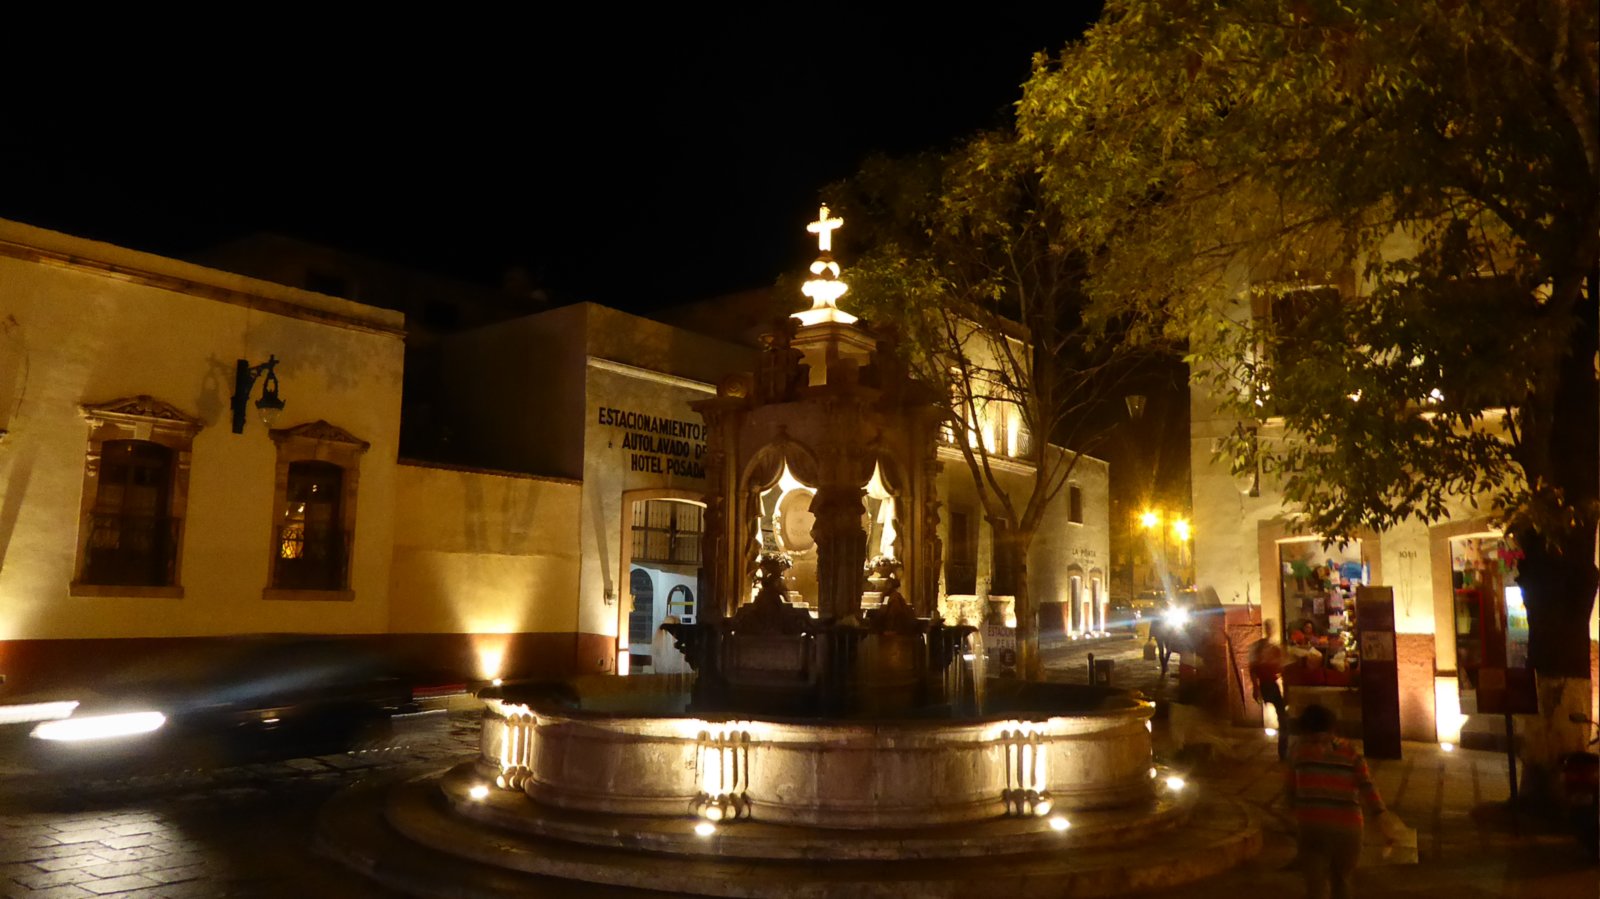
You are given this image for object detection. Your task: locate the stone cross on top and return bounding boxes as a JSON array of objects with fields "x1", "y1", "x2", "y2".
[{"x1": 807, "y1": 205, "x2": 843, "y2": 254}]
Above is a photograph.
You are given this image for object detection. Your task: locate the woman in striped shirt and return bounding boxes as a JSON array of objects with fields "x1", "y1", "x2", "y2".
[{"x1": 1285, "y1": 704, "x2": 1390, "y2": 899}]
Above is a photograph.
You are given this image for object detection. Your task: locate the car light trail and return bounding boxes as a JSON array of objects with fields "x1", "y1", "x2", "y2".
[{"x1": 31, "y1": 711, "x2": 166, "y2": 742}]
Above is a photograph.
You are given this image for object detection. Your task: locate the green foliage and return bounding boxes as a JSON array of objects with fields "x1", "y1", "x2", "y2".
[{"x1": 1018, "y1": 0, "x2": 1599, "y2": 551}]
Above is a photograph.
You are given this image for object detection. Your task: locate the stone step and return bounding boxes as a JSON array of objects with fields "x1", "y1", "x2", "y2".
[{"x1": 318, "y1": 766, "x2": 1263, "y2": 899}]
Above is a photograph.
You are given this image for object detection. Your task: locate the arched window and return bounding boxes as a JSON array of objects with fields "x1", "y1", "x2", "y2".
[{"x1": 629, "y1": 568, "x2": 656, "y2": 646}]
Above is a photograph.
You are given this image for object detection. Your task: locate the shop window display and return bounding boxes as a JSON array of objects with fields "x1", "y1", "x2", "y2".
[
  {"x1": 1450, "y1": 535, "x2": 1528, "y2": 714},
  {"x1": 1279, "y1": 540, "x2": 1367, "y2": 687}
]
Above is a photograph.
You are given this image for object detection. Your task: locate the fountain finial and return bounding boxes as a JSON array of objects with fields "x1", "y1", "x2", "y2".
[{"x1": 794, "y1": 204, "x2": 858, "y2": 326}]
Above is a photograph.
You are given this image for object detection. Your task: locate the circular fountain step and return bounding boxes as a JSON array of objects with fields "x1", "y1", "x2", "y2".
[
  {"x1": 434, "y1": 762, "x2": 1187, "y2": 861},
  {"x1": 318, "y1": 765, "x2": 1263, "y2": 899}
]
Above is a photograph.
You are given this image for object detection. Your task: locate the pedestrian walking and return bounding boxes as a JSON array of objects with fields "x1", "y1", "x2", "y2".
[
  {"x1": 1285, "y1": 704, "x2": 1392, "y2": 899},
  {"x1": 1249, "y1": 619, "x2": 1287, "y2": 760}
]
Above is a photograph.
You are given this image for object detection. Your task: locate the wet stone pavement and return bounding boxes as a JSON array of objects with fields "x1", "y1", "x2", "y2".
[{"x1": 0, "y1": 709, "x2": 480, "y2": 898}]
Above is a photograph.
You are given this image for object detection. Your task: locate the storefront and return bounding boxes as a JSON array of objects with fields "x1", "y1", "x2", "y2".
[
  {"x1": 1449, "y1": 534, "x2": 1532, "y2": 726},
  {"x1": 1278, "y1": 538, "x2": 1368, "y2": 688}
]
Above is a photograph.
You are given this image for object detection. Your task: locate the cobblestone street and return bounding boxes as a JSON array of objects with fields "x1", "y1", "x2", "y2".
[{"x1": 0, "y1": 709, "x2": 480, "y2": 898}]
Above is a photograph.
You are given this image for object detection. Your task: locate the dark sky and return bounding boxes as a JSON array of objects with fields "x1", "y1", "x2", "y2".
[{"x1": 0, "y1": 10, "x2": 1102, "y2": 313}]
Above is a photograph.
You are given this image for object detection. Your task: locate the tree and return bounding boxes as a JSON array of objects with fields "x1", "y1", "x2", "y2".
[
  {"x1": 833, "y1": 134, "x2": 1156, "y2": 680},
  {"x1": 1019, "y1": 0, "x2": 1597, "y2": 759}
]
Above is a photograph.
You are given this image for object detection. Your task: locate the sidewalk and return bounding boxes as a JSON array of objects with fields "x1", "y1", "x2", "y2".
[
  {"x1": 1040, "y1": 641, "x2": 1597, "y2": 896},
  {"x1": 1149, "y1": 703, "x2": 1597, "y2": 897}
]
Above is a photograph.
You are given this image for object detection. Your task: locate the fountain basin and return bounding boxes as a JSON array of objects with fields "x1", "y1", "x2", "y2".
[{"x1": 480, "y1": 675, "x2": 1155, "y2": 830}]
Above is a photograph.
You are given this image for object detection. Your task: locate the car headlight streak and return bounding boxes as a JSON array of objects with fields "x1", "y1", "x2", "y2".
[{"x1": 30, "y1": 711, "x2": 166, "y2": 742}]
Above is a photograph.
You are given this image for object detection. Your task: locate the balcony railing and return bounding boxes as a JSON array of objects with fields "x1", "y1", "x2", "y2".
[{"x1": 83, "y1": 513, "x2": 180, "y2": 587}]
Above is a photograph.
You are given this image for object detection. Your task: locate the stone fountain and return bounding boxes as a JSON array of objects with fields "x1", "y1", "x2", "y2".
[{"x1": 317, "y1": 208, "x2": 1261, "y2": 898}]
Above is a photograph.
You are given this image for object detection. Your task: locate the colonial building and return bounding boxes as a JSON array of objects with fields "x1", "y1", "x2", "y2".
[
  {"x1": 0, "y1": 213, "x2": 1109, "y2": 698},
  {"x1": 1190, "y1": 300, "x2": 1600, "y2": 748}
]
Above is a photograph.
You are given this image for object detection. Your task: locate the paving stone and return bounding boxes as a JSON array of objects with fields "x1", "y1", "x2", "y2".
[
  {"x1": 78, "y1": 862, "x2": 149, "y2": 881},
  {"x1": 93, "y1": 836, "x2": 158, "y2": 853},
  {"x1": 84, "y1": 848, "x2": 165, "y2": 865},
  {"x1": 10, "y1": 885, "x2": 96, "y2": 899},
  {"x1": 137, "y1": 864, "x2": 206, "y2": 886},
  {"x1": 77, "y1": 875, "x2": 160, "y2": 895},
  {"x1": 100, "y1": 824, "x2": 159, "y2": 839},
  {"x1": 31, "y1": 855, "x2": 107, "y2": 873},
  {"x1": 11, "y1": 866, "x2": 96, "y2": 890},
  {"x1": 45, "y1": 831, "x2": 113, "y2": 846}
]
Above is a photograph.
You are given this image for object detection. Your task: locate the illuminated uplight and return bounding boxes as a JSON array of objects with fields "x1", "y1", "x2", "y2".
[
  {"x1": 1149, "y1": 767, "x2": 1158, "y2": 779},
  {"x1": 491, "y1": 678, "x2": 503, "y2": 687},
  {"x1": 962, "y1": 653, "x2": 977, "y2": 661},
  {"x1": 1264, "y1": 727, "x2": 1278, "y2": 738},
  {"x1": 1048, "y1": 815, "x2": 1071, "y2": 832},
  {"x1": 1435, "y1": 677, "x2": 1469, "y2": 744},
  {"x1": 472, "y1": 632, "x2": 511, "y2": 681},
  {"x1": 1441, "y1": 742, "x2": 1456, "y2": 753},
  {"x1": 1145, "y1": 720, "x2": 1153, "y2": 733},
  {"x1": 468, "y1": 784, "x2": 490, "y2": 801},
  {"x1": 32, "y1": 711, "x2": 165, "y2": 742},
  {"x1": 1164, "y1": 775, "x2": 1186, "y2": 792},
  {"x1": 694, "y1": 821, "x2": 717, "y2": 838},
  {"x1": 0, "y1": 700, "x2": 79, "y2": 725}
]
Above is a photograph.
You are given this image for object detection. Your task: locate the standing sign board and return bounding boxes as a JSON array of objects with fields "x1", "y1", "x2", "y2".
[
  {"x1": 1356, "y1": 587, "x2": 1402, "y2": 759},
  {"x1": 985, "y1": 624, "x2": 1018, "y2": 678}
]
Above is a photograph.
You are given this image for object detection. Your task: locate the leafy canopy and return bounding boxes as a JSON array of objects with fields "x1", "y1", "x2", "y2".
[{"x1": 1018, "y1": 0, "x2": 1599, "y2": 544}]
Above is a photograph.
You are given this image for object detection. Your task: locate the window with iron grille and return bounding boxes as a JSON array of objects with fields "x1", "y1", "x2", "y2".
[
  {"x1": 73, "y1": 397, "x2": 201, "y2": 597},
  {"x1": 264, "y1": 420, "x2": 368, "y2": 600},
  {"x1": 82, "y1": 439, "x2": 178, "y2": 587},
  {"x1": 273, "y1": 461, "x2": 346, "y2": 590},
  {"x1": 630, "y1": 500, "x2": 703, "y2": 566}
]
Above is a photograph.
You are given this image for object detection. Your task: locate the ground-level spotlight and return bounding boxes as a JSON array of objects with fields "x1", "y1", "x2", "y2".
[
  {"x1": 1441, "y1": 742, "x2": 1455, "y2": 753},
  {"x1": 1048, "y1": 815, "x2": 1071, "y2": 832},
  {"x1": 1264, "y1": 727, "x2": 1278, "y2": 738},
  {"x1": 491, "y1": 677, "x2": 503, "y2": 687},
  {"x1": 694, "y1": 821, "x2": 717, "y2": 837},
  {"x1": 1145, "y1": 720, "x2": 1153, "y2": 733},
  {"x1": 962, "y1": 653, "x2": 976, "y2": 661},
  {"x1": 1164, "y1": 775, "x2": 1186, "y2": 792},
  {"x1": 1148, "y1": 767, "x2": 1158, "y2": 779},
  {"x1": 468, "y1": 784, "x2": 490, "y2": 801}
]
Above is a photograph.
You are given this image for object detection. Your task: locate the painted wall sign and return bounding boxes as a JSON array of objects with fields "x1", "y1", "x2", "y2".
[{"x1": 597, "y1": 407, "x2": 707, "y2": 478}]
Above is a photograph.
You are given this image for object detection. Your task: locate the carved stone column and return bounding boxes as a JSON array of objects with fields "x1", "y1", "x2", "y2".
[{"x1": 810, "y1": 484, "x2": 867, "y2": 622}]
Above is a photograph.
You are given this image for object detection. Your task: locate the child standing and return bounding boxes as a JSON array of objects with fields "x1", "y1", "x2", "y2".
[{"x1": 1285, "y1": 704, "x2": 1391, "y2": 899}]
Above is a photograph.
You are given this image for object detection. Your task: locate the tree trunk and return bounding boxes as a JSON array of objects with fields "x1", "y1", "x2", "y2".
[
  {"x1": 1511, "y1": 267, "x2": 1598, "y2": 789},
  {"x1": 991, "y1": 520, "x2": 1041, "y2": 680}
]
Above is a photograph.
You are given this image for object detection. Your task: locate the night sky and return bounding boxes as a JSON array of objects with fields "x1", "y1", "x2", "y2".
[{"x1": 0, "y1": 9, "x2": 1101, "y2": 314}]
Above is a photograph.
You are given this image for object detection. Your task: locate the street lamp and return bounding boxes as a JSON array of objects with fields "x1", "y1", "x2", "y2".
[{"x1": 231, "y1": 355, "x2": 286, "y2": 434}]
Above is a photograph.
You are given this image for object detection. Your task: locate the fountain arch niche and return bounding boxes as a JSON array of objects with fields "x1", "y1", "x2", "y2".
[{"x1": 320, "y1": 208, "x2": 1261, "y2": 898}]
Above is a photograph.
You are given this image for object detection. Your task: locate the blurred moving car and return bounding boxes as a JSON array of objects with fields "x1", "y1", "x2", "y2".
[{"x1": 6, "y1": 636, "x2": 412, "y2": 771}]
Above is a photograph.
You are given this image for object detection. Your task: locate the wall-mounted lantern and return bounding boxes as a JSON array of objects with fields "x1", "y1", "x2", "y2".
[{"x1": 231, "y1": 355, "x2": 286, "y2": 434}]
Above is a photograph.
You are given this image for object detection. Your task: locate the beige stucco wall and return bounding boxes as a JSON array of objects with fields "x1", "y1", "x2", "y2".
[
  {"x1": 0, "y1": 219, "x2": 404, "y2": 641},
  {"x1": 580, "y1": 363, "x2": 717, "y2": 663},
  {"x1": 387, "y1": 462, "x2": 582, "y2": 635}
]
